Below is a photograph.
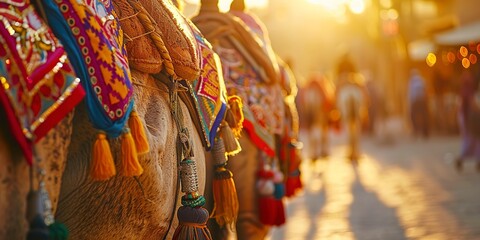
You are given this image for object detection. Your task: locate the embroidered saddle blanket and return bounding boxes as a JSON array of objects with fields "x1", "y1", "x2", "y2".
[
  {"x1": 186, "y1": 21, "x2": 227, "y2": 149},
  {"x1": 0, "y1": 0, "x2": 85, "y2": 163},
  {"x1": 43, "y1": 0, "x2": 133, "y2": 137},
  {"x1": 193, "y1": 11, "x2": 284, "y2": 157}
]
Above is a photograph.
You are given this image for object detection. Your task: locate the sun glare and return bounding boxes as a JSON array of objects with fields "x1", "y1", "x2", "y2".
[
  {"x1": 185, "y1": 0, "x2": 268, "y2": 11},
  {"x1": 308, "y1": 0, "x2": 366, "y2": 14},
  {"x1": 349, "y1": 0, "x2": 365, "y2": 14}
]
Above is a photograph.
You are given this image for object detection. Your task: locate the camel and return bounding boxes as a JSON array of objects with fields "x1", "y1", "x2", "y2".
[
  {"x1": 1, "y1": 0, "x2": 228, "y2": 239},
  {"x1": 193, "y1": 1, "x2": 289, "y2": 239}
]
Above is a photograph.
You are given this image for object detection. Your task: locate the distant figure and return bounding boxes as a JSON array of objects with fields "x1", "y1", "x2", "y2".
[
  {"x1": 407, "y1": 69, "x2": 429, "y2": 139},
  {"x1": 455, "y1": 71, "x2": 480, "y2": 171},
  {"x1": 296, "y1": 73, "x2": 336, "y2": 159},
  {"x1": 335, "y1": 55, "x2": 369, "y2": 161}
]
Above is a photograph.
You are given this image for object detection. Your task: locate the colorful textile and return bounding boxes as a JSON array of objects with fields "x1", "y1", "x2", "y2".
[
  {"x1": 193, "y1": 11, "x2": 280, "y2": 156},
  {"x1": 0, "y1": 1, "x2": 85, "y2": 164},
  {"x1": 229, "y1": 10, "x2": 279, "y2": 82},
  {"x1": 44, "y1": 0, "x2": 133, "y2": 137},
  {"x1": 188, "y1": 23, "x2": 227, "y2": 149},
  {"x1": 215, "y1": 46, "x2": 275, "y2": 157}
]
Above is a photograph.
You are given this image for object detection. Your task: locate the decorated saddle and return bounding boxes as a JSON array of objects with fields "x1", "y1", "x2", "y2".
[
  {"x1": 186, "y1": 22, "x2": 227, "y2": 149},
  {"x1": 43, "y1": 0, "x2": 148, "y2": 180},
  {"x1": 193, "y1": 10, "x2": 284, "y2": 157},
  {"x1": 0, "y1": 0, "x2": 85, "y2": 164}
]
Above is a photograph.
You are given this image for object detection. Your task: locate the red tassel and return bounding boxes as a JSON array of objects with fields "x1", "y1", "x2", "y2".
[
  {"x1": 285, "y1": 173, "x2": 302, "y2": 197},
  {"x1": 258, "y1": 196, "x2": 277, "y2": 226},
  {"x1": 257, "y1": 168, "x2": 276, "y2": 226},
  {"x1": 273, "y1": 199, "x2": 286, "y2": 226}
]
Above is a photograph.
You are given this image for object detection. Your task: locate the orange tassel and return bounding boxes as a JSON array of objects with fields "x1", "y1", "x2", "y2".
[
  {"x1": 210, "y1": 138, "x2": 239, "y2": 227},
  {"x1": 212, "y1": 167, "x2": 239, "y2": 227},
  {"x1": 121, "y1": 129, "x2": 144, "y2": 177},
  {"x1": 128, "y1": 111, "x2": 150, "y2": 155},
  {"x1": 91, "y1": 132, "x2": 116, "y2": 181}
]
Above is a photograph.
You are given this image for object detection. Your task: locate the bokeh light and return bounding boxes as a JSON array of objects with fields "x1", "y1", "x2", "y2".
[
  {"x1": 469, "y1": 54, "x2": 477, "y2": 64},
  {"x1": 426, "y1": 53, "x2": 436, "y2": 67},
  {"x1": 459, "y1": 46, "x2": 468, "y2": 57},
  {"x1": 447, "y1": 52, "x2": 456, "y2": 63},
  {"x1": 462, "y1": 58, "x2": 470, "y2": 68}
]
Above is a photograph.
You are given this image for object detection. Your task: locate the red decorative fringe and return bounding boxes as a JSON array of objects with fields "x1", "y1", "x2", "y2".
[
  {"x1": 273, "y1": 199, "x2": 286, "y2": 226},
  {"x1": 258, "y1": 196, "x2": 277, "y2": 226},
  {"x1": 285, "y1": 175, "x2": 302, "y2": 197}
]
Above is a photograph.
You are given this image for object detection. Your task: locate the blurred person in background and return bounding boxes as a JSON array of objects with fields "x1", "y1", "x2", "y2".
[
  {"x1": 363, "y1": 71, "x2": 381, "y2": 136},
  {"x1": 335, "y1": 55, "x2": 369, "y2": 161},
  {"x1": 407, "y1": 69, "x2": 429, "y2": 139},
  {"x1": 296, "y1": 73, "x2": 336, "y2": 160},
  {"x1": 455, "y1": 70, "x2": 480, "y2": 171}
]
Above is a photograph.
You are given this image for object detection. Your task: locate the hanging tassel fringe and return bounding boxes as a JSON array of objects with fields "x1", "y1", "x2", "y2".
[
  {"x1": 272, "y1": 198, "x2": 286, "y2": 226},
  {"x1": 91, "y1": 132, "x2": 116, "y2": 181},
  {"x1": 210, "y1": 138, "x2": 239, "y2": 227},
  {"x1": 173, "y1": 206, "x2": 212, "y2": 240},
  {"x1": 258, "y1": 196, "x2": 276, "y2": 226},
  {"x1": 285, "y1": 169, "x2": 302, "y2": 197},
  {"x1": 173, "y1": 158, "x2": 212, "y2": 240},
  {"x1": 48, "y1": 221, "x2": 69, "y2": 240},
  {"x1": 285, "y1": 142, "x2": 303, "y2": 197},
  {"x1": 219, "y1": 122, "x2": 241, "y2": 157},
  {"x1": 257, "y1": 168, "x2": 276, "y2": 226},
  {"x1": 121, "y1": 128, "x2": 144, "y2": 177},
  {"x1": 212, "y1": 168, "x2": 238, "y2": 227},
  {"x1": 225, "y1": 95, "x2": 244, "y2": 138},
  {"x1": 128, "y1": 110, "x2": 150, "y2": 154}
]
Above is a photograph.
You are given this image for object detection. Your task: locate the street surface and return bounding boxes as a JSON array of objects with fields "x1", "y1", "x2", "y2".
[{"x1": 267, "y1": 125, "x2": 480, "y2": 240}]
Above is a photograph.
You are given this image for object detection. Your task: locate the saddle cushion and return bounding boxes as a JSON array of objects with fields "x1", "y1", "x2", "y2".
[
  {"x1": 112, "y1": 0, "x2": 163, "y2": 74},
  {"x1": 141, "y1": 0, "x2": 200, "y2": 82},
  {"x1": 0, "y1": 1, "x2": 85, "y2": 163}
]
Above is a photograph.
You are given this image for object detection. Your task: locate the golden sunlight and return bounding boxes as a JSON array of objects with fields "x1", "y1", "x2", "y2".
[
  {"x1": 348, "y1": 0, "x2": 365, "y2": 14},
  {"x1": 185, "y1": 0, "x2": 268, "y2": 11},
  {"x1": 307, "y1": 0, "x2": 366, "y2": 14}
]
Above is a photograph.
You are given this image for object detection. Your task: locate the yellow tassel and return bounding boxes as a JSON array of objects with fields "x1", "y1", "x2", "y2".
[
  {"x1": 212, "y1": 167, "x2": 239, "y2": 227},
  {"x1": 220, "y1": 122, "x2": 241, "y2": 157},
  {"x1": 121, "y1": 129, "x2": 144, "y2": 177},
  {"x1": 91, "y1": 132, "x2": 116, "y2": 181},
  {"x1": 226, "y1": 95, "x2": 244, "y2": 138},
  {"x1": 128, "y1": 111, "x2": 150, "y2": 155}
]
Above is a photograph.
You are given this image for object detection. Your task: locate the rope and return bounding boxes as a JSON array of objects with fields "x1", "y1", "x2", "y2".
[{"x1": 127, "y1": 0, "x2": 176, "y2": 78}]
